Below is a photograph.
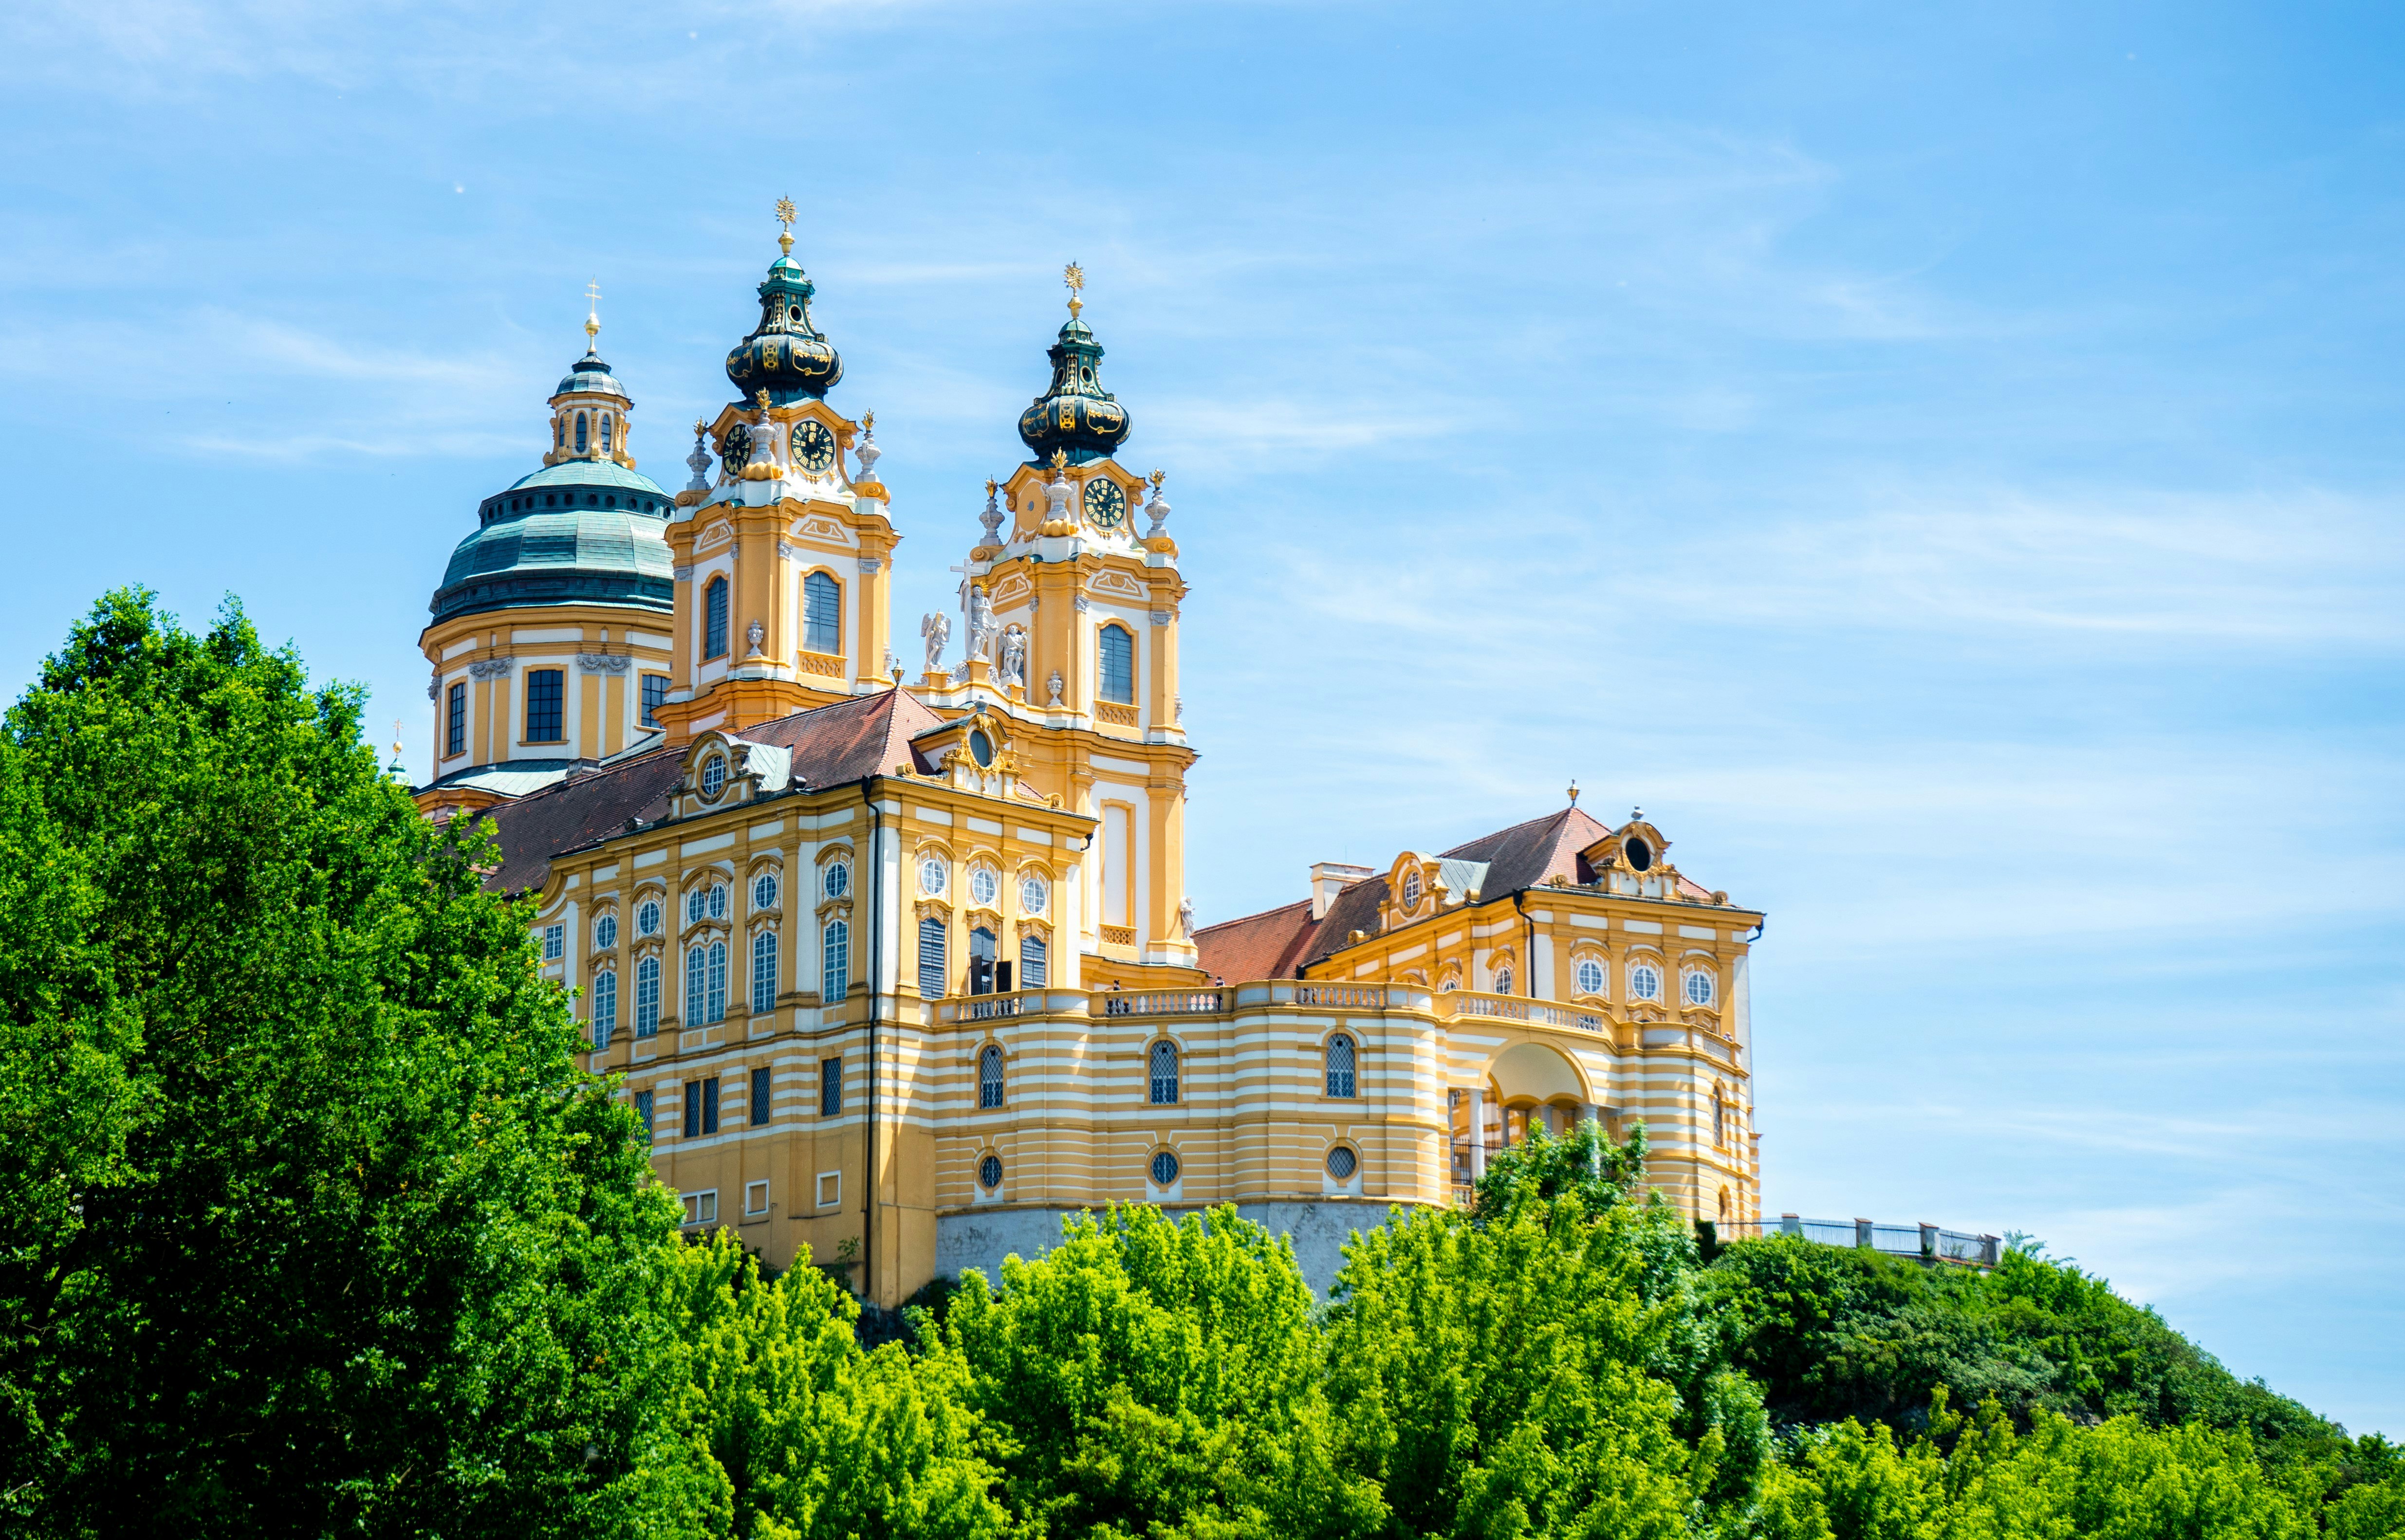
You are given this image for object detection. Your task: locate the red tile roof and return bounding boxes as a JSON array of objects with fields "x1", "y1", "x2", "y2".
[{"x1": 1192, "y1": 898, "x2": 1319, "y2": 983}]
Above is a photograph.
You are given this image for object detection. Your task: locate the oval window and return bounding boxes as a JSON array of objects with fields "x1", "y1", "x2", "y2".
[
  {"x1": 1401, "y1": 869, "x2": 1422, "y2": 908},
  {"x1": 700, "y1": 756, "x2": 726, "y2": 798},
  {"x1": 1630, "y1": 964, "x2": 1661, "y2": 1001},
  {"x1": 1020, "y1": 874, "x2": 1049, "y2": 915},
  {"x1": 1326, "y1": 1146, "x2": 1358, "y2": 1180},
  {"x1": 970, "y1": 866, "x2": 999, "y2": 907},
  {"x1": 968, "y1": 728, "x2": 993, "y2": 768},
  {"x1": 1575, "y1": 958, "x2": 1605, "y2": 995},
  {"x1": 595, "y1": 914, "x2": 618, "y2": 950},
  {"x1": 1148, "y1": 1149, "x2": 1180, "y2": 1186},
  {"x1": 1685, "y1": 971, "x2": 1716, "y2": 1006},
  {"x1": 919, "y1": 856, "x2": 949, "y2": 897},
  {"x1": 1625, "y1": 838, "x2": 1652, "y2": 872},
  {"x1": 978, "y1": 1153, "x2": 1003, "y2": 1189},
  {"x1": 753, "y1": 873, "x2": 778, "y2": 911},
  {"x1": 636, "y1": 899, "x2": 661, "y2": 936},
  {"x1": 823, "y1": 861, "x2": 850, "y2": 899}
]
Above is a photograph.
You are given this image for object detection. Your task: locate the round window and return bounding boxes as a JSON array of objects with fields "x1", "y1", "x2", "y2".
[
  {"x1": 919, "y1": 856, "x2": 948, "y2": 897},
  {"x1": 1148, "y1": 1149, "x2": 1180, "y2": 1187},
  {"x1": 1625, "y1": 838, "x2": 1652, "y2": 872},
  {"x1": 1401, "y1": 869, "x2": 1422, "y2": 908},
  {"x1": 1630, "y1": 964, "x2": 1661, "y2": 1001},
  {"x1": 1685, "y1": 971, "x2": 1715, "y2": 1006},
  {"x1": 824, "y1": 861, "x2": 850, "y2": 899},
  {"x1": 978, "y1": 1153, "x2": 1003, "y2": 1189},
  {"x1": 753, "y1": 873, "x2": 778, "y2": 911},
  {"x1": 636, "y1": 899, "x2": 661, "y2": 936},
  {"x1": 1574, "y1": 958, "x2": 1605, "y2": 995},
  {"x1": 1020, "y1": 874, "x2": 1049, "y2": 915},
  {"x1": 595, "y1": 914, "x2": 618, "y2": 950},
  {"x1": 968, "y1": 728, "x2": 993, "y2": 768},
  {"x1": 970, "y1": 866, "x2": 999, "y2": 907},
  {"x1": 708, "y1": 884, "x2": 728, "y2": 920},
  {"x1": 701, "y1": 756, "x2": 727, "y2": 798},
  {"x1": 1325, "y1": 1146, "x2": 1358, "y2": 1181}
]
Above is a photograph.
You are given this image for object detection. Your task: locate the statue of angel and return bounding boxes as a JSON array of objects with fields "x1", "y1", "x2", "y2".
[
  {"x1": 998, "y1": 624, "x2": 1028, "y2": 689},
  {"x1": 920, "y1": 610, "x2": 950, "y2": 674},
  {"x1": 964, "y1": 582, "x2": 998, "y2": 665}
]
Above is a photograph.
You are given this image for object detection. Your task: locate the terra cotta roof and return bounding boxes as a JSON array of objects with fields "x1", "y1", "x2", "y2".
[
  {"x1": 1191, "y1": 898, "x2": 1319, "y2": 984},
  {"x1": 1297, "y1": 805, "x2": 1614, "y2": 968}
]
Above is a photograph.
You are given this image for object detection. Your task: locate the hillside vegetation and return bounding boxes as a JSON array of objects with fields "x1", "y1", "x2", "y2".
[{"x1": 0, "y1": 590, "x2": 2396, "y2": 1538}]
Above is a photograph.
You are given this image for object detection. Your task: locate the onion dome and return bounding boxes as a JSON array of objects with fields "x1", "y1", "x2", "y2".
[
  {"x1": 555, "y1": 347, "x2": 629, "y2": 403},
  {"x1": 1018, "y1": 264, "x2": 1130, "y2": 465},
  {"x1": 724, "y1": 222, "x2": 841, "y2": 405}
]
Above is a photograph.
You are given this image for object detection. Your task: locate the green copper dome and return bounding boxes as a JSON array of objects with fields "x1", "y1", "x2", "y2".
[
  {"x1": 555, "y1": 348, "x2": 630, "y2": 402},
  {"x1": 431, "y1": 430, "x2": 675, "y2": 623},
  {"x1": 725, "y1": 249, "x2": 842, "y2": 405},
  {"x1": 1018, "y1": 311, "x2": 1130, "y2": 466}
]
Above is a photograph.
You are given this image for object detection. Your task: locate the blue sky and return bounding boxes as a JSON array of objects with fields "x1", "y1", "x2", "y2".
[{"x1": 4, "y1": 0, "x2": 2400, "y2": 1433}]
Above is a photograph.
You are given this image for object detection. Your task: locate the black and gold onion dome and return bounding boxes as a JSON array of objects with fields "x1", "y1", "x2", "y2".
[
  {"x1": 724, "y1": 211, "x2": 842, "y2": 406},
  {"x1": 1018, "y1": 263, "x2": 1130, "y2": 466}
]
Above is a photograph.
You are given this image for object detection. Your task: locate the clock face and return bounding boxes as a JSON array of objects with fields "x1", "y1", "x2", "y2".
[
  {"x1": 1085, "y1": 477, "x2": 1127, "y2": 530},
  {"x1": 791, "y1": 419, "x2": 836, "y2": 476},
  {"x1": 722, "y1": 424, "x2": 754, "y2": 473}
]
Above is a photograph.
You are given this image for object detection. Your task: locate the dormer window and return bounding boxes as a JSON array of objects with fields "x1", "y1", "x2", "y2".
[
  {"x1": 1625, "y1": 838, "x2": 1653, "y2": 872},
  {"x1": 1400, "y1": 869, "x2": 1422, "y2": 909},
  {"x1": 700, "y1": 755, "x2": 727, "y2": 799},
  {"x1": 969, "y1": 728, "x2": 994, "y2": 768}
]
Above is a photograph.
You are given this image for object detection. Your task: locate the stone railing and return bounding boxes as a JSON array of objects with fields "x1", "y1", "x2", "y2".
[
  {"x1": 796, "y1": 650, "x2": 846, "y2": 678},
  {"x1": 1715, "y1": 1215, "x2": 2002, "y2": 1268},
  {"x1": 1094, "y1": 702, "x2": 1139, "y2": 727},
  {"x1": 1100, "y1": 988, "x2": 1225, "y2": 1017},
  {"x1": 1438, "y1": 990, "x2": 1610, "y2": 1034}
]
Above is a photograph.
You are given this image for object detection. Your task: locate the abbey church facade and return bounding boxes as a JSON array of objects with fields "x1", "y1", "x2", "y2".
[{"x1": 414, "y1": 215, "x2": 1764, "y2": 1303}]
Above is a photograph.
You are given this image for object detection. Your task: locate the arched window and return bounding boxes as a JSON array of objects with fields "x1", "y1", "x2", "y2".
[
  {"x1": 1629, "y1": 964, "x2": 1661, "y2": 1002},
  {"x1": 634, "y1": 955, "x2": 660, "y2": 1038},
  {"x1": 1148, "y1": 1039, "x2": 1179, "y2": 1105},
  {"x1": 918, "y1": 915, "x2": 948, "y2": 999},
  {"x1": 1325, "y1": 1033, "x2": 1357, "y2": 1099},
  {"x1": 1098, "y1": 623, "x2": 1135, "y2": 705},
  {"x1": 978, "y1": 1044, "x2": 1004, "y2": 1109},
  {"x1": 1020, "y1": 934, "x2": 1048, "y2": 989},
  {"x1": 703, "y1": 577, "x2": 730, "y2": 660},
  {"x1": 804, "y1": 570, "x2": 842, "y2": 656},
  {"x1": 574, "y1": 412, "x2": 589, "y2": 454},
  {"x1": 591, "y1": 970, "x2": 617, "y2": 1049},
  {"x1": 1712, "y1": 1085, "x2": 1726, "y2": 1146},
  {"x1": 822, "y1": 918, "x2": 850, "y2": 1000},
  {"x1": 1493, "y1": 964, "x2": 1515, "y2": 996},
  {"x1": 555, "y1": 417, "x2": 565, "y2": 448},
  {"x1": 600, "y1": 413, "x2": 613, "y2": 453},
  {"x1": 751, "y1": 930, "x2": 778, "y2": 1012}
]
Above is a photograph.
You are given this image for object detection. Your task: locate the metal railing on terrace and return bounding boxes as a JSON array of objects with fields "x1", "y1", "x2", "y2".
[{"x1": 1713, "y1": 1214, "x2": 2002, "y2": 1268}]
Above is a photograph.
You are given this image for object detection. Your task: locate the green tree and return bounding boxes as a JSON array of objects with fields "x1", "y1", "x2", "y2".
[
  {"x1": 938, "y1": 1204, "x2": 1385, "y2": 1539},
  {"x1": 663, "y1": 1232, "x2": 1010, "y2": 1538},
  {"x1": 0, "y1": 590, "x2": 695, "y2": 1536}
]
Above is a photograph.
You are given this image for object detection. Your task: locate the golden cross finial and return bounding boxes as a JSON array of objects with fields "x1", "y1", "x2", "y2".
[
  {"x1": 774, "y1": 195, "x2": 797, "y2": 257},
  {"x1": 583, "y1": 280, "x2": 602, "y2": 348},
  {"x1": 1567, "y1": 779, "x2": 1580, "y2": 807},
  {"x1": 1063, "y1": 260, "x2": 1085, "y2": 319}
]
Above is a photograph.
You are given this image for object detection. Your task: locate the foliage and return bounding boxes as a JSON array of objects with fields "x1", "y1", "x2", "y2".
[
  {"x1": 0, "y1": 590, "x2": 689, "y2": 1536},
  {"x1": 937, "y1": 1204, "x2": 1384, "y2": 1540},
  {"x1": 1465, "y1": 1114, "x2": 1649, "y2": 1228},
  {"x1": 660, "y1": 1232, "x2": 1009, "y2": 1539}
]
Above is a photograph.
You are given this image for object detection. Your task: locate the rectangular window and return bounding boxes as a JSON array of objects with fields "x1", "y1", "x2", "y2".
[
  {"x1": 634, "y1": 956, "x2": 660, "y2": 1037},
  {"x1": 542, "y1": 923, "x2": 564, "y2": 961},
  {"x1": 1020, "y1": 935, "x2": 1048, "y2": 989},
  {"x1": 592, "y1": 970, "x2": 617, "y2": 1048},
  {"x1": 704, "y1": 578, "x2": 729, "y2": 660},
  {"x1": 684, "y1": 1078, "x2": 720, "y2": 1138},
  {"x1": 445, "y1": 681, "x2": 466, "y2": 757},
  {"x1": 819, "y1": 1057, "x2": 841, "y2": 1116},
  {"x1": 525, "y1": 668, "x2": 566, "y2": 743},
  {"x1": 822, "y1": 920, "x2": 849, "y2": 1001},
  {"x1": 632, "y1": 1088, "x2": 654, "y2": 1145},
  {"x1": 750, "y1": 1065, "x2": 771, "y2": 1126},
  {"x1": 751, "y1": 930, "x2": 778, "y2": 1012},
  {"x1": 804, "y1": 570, "x2": 842, "y2": 656},
  {"x1": 706, "y1": 940, "x2": 727, "y2": 1023},
  {"x1": 816, "y1": 1172, "x2": 841, "y2": 1208},
  {"x1": 1098, "y1": 624, "x2": 1135, "y2": 704},
  {"x1": 641, "y1": 673, "x2": 669, "y2": 729},
  {"x1": 745, "y1": 1179, "x2": 769, "y2": 1216},
  {"x1": 682, "y1": 1191, "x2": 718, "y2": 1226},
  {"x1": 917, "y1": 916, "x2": 948, "y2": 999}
]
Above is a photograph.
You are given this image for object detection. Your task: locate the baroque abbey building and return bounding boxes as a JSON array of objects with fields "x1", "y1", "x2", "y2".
[{"x1": 415, "y1": 215, "x2": 1764, "y2": 1303}]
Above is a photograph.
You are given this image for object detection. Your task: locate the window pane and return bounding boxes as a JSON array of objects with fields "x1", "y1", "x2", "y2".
[
  {"x1": 701, "y1": 1076, "x2": 720, "y2": 1136},
  {"x1": 706, "y1": 941, "x2": 727, "y2": 1023},
  {"x1": 918, "y1": 916, "x2": 947, "y2": 999},
  {"x1": 823, "y1": 920, "x2": 849, "y2": 1000},
  {"x1": 687, "y1": 947, "x2": 706, "y2": 1022},
  {"x1": 683, "y1": 1081, "x2": 701, "y2": 1138},
  {"x1": 751, "y1": 1065, "x2": 771, "y2": 1126},
  {"x1": 592, "y1": 971, "x2": 617, "y2": 1048},
  {"x1": 445, "y1": 682, "x2": 466, "y2": 756},
  {"x1": 1020, "y1": 935, "x2": 1048, "y2": 988},
  {"x1": 641, "y1": 674, "x2": 668, "y2": 728},
  {"x1": 979, "y1": 1044, "x2": 1004, "y2": 1109},
  {"x1": 820, "y1": 1057, "x2": 842, "y2": 1116},
  {"x1": 705, "y1": 578, "x2": 729, "y2": 660},
  {"x1": 1099, "y1": 625, "x2": 1134, "y2": 704},
  {"x1": 1327, "y1": 1033, "x2": 1356, "y2": 1099},
  {"x1": 752, "y1": 931, "x2": 778, "y2": 1011},
  {"x1": 633, "y1": 1089, "x2": 654, "y2": 1145},
  {"x1": 804, "y1": 570, "x2": 842, "y2": 656},
  {"x1": 635, "y1": 956, "x2": 660, "y2": 1036},
  {"x1": 1148, "y1": 1040, "x2": 1179, "y2": 1105},
  {"x1": 526, "y1": 669, "x2": 565, "y2": 743}
]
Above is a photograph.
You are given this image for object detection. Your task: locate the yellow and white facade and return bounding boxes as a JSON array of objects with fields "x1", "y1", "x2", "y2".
[{"x1": 417, "y1": 228, "x2": 1763, "y2": 1305}]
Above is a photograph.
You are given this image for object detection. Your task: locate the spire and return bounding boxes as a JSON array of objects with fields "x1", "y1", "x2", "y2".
[
  {"x1": 725, "y1": 197, "x2": 842, "y2": 406},
  {"x1": 1017, "y1": 260, "x2": 1130, "y2": 466}
]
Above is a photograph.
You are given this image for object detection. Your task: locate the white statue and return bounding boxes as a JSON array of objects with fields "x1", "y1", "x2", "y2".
[
  {"x1": 963, "y1": 582, "x2": 997, "y2": 665},
  {"x1": 998, "y1": 624, "x2": 1027, "y2": 689},
  {"x1": 1177, "y1": 896, "x2": 1195, "y2": 939},
  {"x1": 920, "y1": 611, "x2": 950, "y2": 674}
]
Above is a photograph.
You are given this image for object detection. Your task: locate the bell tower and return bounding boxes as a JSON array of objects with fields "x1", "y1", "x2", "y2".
[
  {"x1": 652, "y1": 201, "x2": 899, "y2": 746},
  {"x1": 930, "y1": 265, "x2": 1196, "y2": 973}
]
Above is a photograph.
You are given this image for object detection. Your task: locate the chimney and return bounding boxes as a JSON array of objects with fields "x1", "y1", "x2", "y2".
[{"x1": 1308, "y1": 862, "x2": 1374, "y2": 920}]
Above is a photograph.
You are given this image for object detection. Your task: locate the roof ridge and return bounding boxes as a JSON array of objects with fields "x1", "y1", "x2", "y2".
[
  {"x1": 474, "y1": 742, "x2": 677, "y2": 811},
  {"x1": 1440, "y1": 806, "x2": 1571, "y2": 857}
]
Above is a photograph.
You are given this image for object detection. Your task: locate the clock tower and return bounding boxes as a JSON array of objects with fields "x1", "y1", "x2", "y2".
[
  {"x1": 651, "y1": 204, "x2": 899, "y2": 746},
  {"x1": 920, "y1": 266, "x2": 1196, "y2": 974}
]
